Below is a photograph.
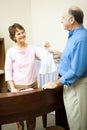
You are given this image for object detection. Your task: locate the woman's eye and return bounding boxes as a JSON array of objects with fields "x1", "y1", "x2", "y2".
[
  {"x1": 22, "y1": 31, "x2": 25, "y2": 34},
  {"x1": 17, "y1": 33, "x2": 21, "y2": 35}
]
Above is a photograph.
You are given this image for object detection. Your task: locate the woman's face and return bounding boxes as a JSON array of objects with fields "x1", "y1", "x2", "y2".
[{"x1": 14, "y1": 28, "x2": 26, "y2": 43}]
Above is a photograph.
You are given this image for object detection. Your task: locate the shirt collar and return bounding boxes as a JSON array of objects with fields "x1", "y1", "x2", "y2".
[{"x1": 68, "y1": 25, "x2": 84, "y2": 38}]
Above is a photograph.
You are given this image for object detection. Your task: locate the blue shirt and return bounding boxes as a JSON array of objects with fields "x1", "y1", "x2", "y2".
[{"x1": 59, "y1": 26, "x2": 87, "y2": 86}]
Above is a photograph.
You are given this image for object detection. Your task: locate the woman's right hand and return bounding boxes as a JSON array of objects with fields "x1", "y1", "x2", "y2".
[
  {"x1": 8, "y1": 80, "x2": 19, "y2": 92},
  {"x1": 11, "y1": 88, "x2": 19, "y2": 92}
]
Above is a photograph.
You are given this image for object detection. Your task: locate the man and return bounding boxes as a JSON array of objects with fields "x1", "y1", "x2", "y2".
[{"x1": 43, "y1": 6, "x2": 87, "y2": 130}]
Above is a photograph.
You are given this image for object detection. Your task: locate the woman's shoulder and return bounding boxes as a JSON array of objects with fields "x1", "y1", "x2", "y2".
[
  {"x1": 7, "y1": 47, "x2": 15, "y2": 52},
  {"x1": 6, "y1": 47, "x2": 18, "y2": 56}
]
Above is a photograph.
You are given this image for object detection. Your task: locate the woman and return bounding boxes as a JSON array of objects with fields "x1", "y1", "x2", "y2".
[{"x1": 5, "y1": 23, "x2": 41, "y2": 130}]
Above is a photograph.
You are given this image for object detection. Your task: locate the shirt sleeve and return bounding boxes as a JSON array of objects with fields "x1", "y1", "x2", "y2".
[
  {"x1": 60, "y1": 40, "x2": 87, "y2": 86},
  {"x1": 34, "y1": 46, "x2": 44, "y2": 59},
  {"x1": 5, "y1": 49, "x2": 13, "y2": 81}
]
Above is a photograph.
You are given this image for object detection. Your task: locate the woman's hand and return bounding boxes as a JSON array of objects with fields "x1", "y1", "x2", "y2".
[
  {"x1": 11, "y1": 88, "x2": 19, "y2": 92},
  {"x1": 8, "y1": 80, "x2": 19, "y2": 92},
  {"x1": 44, "y1": 41, "x2": 51, "y2": 49}
]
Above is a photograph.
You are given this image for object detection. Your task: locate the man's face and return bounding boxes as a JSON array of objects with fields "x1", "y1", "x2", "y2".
[{"x1": 61, "y1": 11, "x2": 73, "y2": 31}]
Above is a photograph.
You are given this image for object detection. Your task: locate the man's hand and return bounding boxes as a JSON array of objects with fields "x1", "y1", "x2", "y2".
[
  {"x1": 49, "y1": 49, "x2": 62, "y2": 59},
  {"x1": 42, "y1": 81, "x2": 58, "y2": 89},
  {"x1": 42, "y1": 79, "x2": 63, "y2": 89}
]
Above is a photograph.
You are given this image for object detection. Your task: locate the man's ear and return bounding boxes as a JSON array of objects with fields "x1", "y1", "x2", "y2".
[{"x1": 70, "y1": 16, "x2": 75, "y2": 24}]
